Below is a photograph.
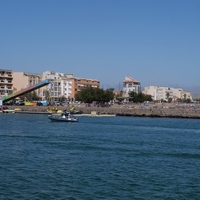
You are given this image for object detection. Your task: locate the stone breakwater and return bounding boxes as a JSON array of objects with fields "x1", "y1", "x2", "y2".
[
  {"x1": 80, "y1": 106, "x2": 200, "y2": 118},
  {"x1": 10, "y1": 104, "x2": 200, "y2": 119}
]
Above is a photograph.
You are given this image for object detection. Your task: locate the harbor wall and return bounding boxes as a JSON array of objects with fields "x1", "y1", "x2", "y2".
[{"x1": 9, "y1": 104, "x2": 200, "y2": 119}]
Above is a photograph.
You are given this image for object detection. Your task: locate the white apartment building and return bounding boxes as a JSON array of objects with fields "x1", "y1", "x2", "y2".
[
  {"x1": 143, "y1": 86, "x2": 193, "y2": 101},
  {"x1": 122, "y1": 76, "x2": 141, "y2": 97},
  {"x1": 42, "y1": 71, "x2": 73, "y2": 101}
]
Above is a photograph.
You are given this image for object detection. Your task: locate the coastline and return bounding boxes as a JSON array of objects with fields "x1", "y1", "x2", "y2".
[{"x1": 2, "y1": 103, "x2": 200, "y2": 119}]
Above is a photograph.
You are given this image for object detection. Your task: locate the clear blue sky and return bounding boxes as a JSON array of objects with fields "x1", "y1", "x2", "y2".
[{"x1": 0, "y1": 0, "x2": 200, "y2": 94}]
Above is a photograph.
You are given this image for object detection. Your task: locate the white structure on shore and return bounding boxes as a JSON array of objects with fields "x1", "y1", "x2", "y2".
[
  {"x1": 42, "y1": 71, "x2": 73, "y2": 101},
  {"x1": 143, "y1": 86, "x2": 192, "y2": 101},
  {"x1": 122, "y1": 76, "x2": 141, "y2": 97}
]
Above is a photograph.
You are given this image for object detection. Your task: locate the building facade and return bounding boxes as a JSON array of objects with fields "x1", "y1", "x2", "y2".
[
  {"x1": 0, "y1": 69, "x2": 13, "y2": 97},
  {"x1": 143, "y1": 86, "x2": 193, "y2": 101},
  {"x1": 122, "y1": 76, "x2": 141, "y2": 98},
  {"x1": 42, "y1": 72, "x2": 100, "y2": 101},
  {"x1": 42, "y1": 71, "x2": 73, "y2": 101},
  {"x1": 73, "y1": 77, "x2": 100, "y2": 99},
  {"x1": 12, "y1": 72, "x2": 42, "y2": 97}
]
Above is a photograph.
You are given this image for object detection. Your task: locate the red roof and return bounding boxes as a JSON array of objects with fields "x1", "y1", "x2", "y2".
[{"x1": 123, "y1": 76, "x2": 139, "y2": 83}]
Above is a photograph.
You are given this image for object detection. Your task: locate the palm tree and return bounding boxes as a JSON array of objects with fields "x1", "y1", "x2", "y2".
[{"x1": 166, "y1": 92, "x2": 170, "y2": 102}]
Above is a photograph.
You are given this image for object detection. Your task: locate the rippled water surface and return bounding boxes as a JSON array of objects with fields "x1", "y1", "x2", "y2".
[{"x1": 0, "y1": 114, "x2": 200, "y2": 199}]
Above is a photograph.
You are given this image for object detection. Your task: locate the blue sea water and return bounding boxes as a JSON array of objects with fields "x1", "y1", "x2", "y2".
[{"x1": 0, "y1": 114, "x2": 200, "y2": 200}]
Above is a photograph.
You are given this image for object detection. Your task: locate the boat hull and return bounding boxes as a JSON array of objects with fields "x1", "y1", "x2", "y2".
[
  {"x1": 2, "y1": 109, "x2": 15, "y2": 113},
  {"x1": 48, "y1": 115, "x2": 79, "y2": 122}
]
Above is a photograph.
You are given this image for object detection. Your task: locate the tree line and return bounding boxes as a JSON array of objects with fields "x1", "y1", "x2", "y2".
[
  {"x1": 75, "y1": 87, "x2": 153, "y2": 103},
  {"x1": 9, "y1": 87, "x2": 153, "y2": 104},
  {"x1": 75, "y1": 87, "x2": 115, "y2": 103}
]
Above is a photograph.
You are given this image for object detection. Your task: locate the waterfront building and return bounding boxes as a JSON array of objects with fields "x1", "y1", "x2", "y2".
[
  {"x1": 42, "y1": 72, "x2": 100, "y2": 101},
  {"x1": 12, "y1": 72, "x2": 42, "y2": 97},
  {"x1": 0, "y1": 69, "x2": 13, "y2": 97},
  {"x1": 43, "y1": 72, "x2": 100, "y2": 101},
  {"x1": 42, "y1": 71, "x2": 73, "y2": 101},
  {"x1": 122, "y1": 76, "x2": 141, "y2": 98},
  {"x1": 73, "y1": 77, "x2": 100, "y2": 99},
  {"x1": 12, "y1": 70, "x2": 100, "y2": 102},
  {"x1": 143, "y1": 86, "x2": 193, "y2": 101}
]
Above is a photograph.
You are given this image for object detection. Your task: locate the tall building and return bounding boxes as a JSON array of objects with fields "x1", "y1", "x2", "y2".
[
  {"x1": 0, "y1": 69, "x2": 13, "y2": 97},
  {"x1": 122, "y1": 76, "x2": 141, "y2": 97},
  {"x1": 42, "y1": 71, "x2": 73, "y2": 101}
]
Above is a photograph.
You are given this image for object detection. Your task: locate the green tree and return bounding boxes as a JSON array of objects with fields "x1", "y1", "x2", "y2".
[
  {"x1": 129, "y1": 91, "x2": 138, "y2": 102},
  {"x1": 44, "y1": 90, "x2": 50, "y2": 101},
  {"x1": 166, "y1": 92, "x2": 170, "y2": 102},
  {"x1": 104, "y1": 88, "x2": 114, "y2": 102},
  {"x1": 60, "y1": 95, "x2": 67, "y2": 102},
  {"x1": 186, "y1": 98, "x2": 191, "y2": 103},
  {"x1": 129, "y1": 91, "x2": 153, "y2": 103},
  {"x1": 75, "y1": 87, "x2": 114, "y2": 103},
  {"x1": 24, "y1": 91, "x2": 40, "y2": 101}
]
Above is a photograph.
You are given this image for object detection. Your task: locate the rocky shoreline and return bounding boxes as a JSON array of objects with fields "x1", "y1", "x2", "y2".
[{"x1": 5, "y1": 103, "x2": 200, "y2": 119}]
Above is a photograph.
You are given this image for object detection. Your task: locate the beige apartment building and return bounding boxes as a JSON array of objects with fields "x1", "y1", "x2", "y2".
[
  {"x1": 0, "y1": 69, "x2": 13, "y2": 97},
  {"x1": 12, "y1": 72, "x2": 42, "y2": 97}
]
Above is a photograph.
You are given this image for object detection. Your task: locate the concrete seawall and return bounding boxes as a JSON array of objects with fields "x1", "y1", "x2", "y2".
[{"x1": 9, "y1": 104, "x2": 200, "y2": 119}]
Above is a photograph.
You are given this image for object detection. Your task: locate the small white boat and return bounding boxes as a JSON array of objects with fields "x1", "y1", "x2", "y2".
[
  {"x1": 48, "y1": 114, "x2": 79, "y2": 122},
  {"x1": 2, "y1": 109, "x2": 15, "y2": 113}
]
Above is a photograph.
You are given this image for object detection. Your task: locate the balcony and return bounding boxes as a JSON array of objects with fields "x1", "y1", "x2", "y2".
[
  {"x1": 0, "y1": 74, "x2": 12, "y2": 78},
  {"x1": 6, "y1": 81, "x2": 13, "y2": 84}
]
